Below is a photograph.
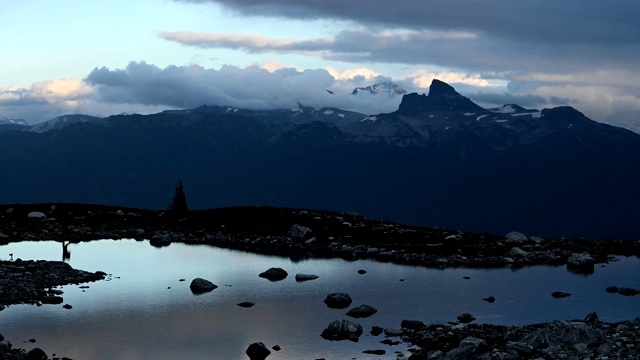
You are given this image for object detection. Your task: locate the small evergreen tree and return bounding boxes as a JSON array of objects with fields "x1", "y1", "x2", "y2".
[{"x1": 167, "y1": 180, "x2": 189, "y2": 215}]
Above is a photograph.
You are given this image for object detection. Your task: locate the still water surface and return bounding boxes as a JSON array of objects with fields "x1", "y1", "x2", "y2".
[{"x1": 0, "y1": 240, "x2": 639, "y2": 359}]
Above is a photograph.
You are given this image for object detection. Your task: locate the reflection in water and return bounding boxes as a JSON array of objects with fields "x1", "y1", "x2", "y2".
[
  {"x1": 0, "y1": 240, "x2": 638, "y2": 360},
  {"x1": 62, "y1": 240, "x2": 71, "y2": 262}
]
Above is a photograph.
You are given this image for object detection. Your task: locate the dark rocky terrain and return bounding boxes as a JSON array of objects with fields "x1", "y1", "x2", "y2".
[{"x1": 1, "y1": 202, "x2": 640, "y2": 359}]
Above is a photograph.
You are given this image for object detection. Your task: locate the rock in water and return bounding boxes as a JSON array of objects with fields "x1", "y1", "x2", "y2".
[
  {"x1": 189, "y1": 278, "x2": 218, "y2": 294},
  {"x1": 323, "y1": 293, "x2": 352, "y2": 309},
  {"x1": 457, "y1": 313, "x2": 476, "y2": 323},
  {"x1": 246, "y1": 342, "x2": 271, "y2": 360},
  {"x1": 294, "y1": 273, "x2": 319, "y2": 282},
  {"x1": 26, "y1": 347, "x2": 47, "y2": 360},
  {"x1": 401, "y1": 319, "x2": 425, "y2": 329},
  {"x1": 258, "y1": 268, "x2": 288, "y2": 281},
  {"x1": 321, "y1": 319, "x2": 363, "y2": 341},
  {"x1": 551, "y1": 291, "x2": 571, "y2": 298},
  {"x1": 346, "y1": 304, "x2": 378, "y2": 318}
]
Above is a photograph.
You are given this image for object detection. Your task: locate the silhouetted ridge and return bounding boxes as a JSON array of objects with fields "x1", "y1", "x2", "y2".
[{"x1": 397, "y1": 79, "x2": 486, "y2": 115}]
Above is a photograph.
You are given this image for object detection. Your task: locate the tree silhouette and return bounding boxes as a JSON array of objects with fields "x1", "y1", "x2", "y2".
[{"x1": 167, "y1": 180, "x2": 189, "y2": 215}]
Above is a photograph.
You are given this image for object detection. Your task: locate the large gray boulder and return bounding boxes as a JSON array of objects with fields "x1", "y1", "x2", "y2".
[
  {"x1": 324, "y1": 293, "x2": 352, "y2": 309},
  {"x1": 246, "y1": 342, "x2": 271, "y2": 360},
  {"x1": 259, "y1": 268, "x2": 288, "y2": 281},
  {"x1": 346, "y1": 304, "x2": 378, "y2": 318},
  {"x1": 189, "y1": 278, "x2": 218, "y2": 294},
  {"x1": 444, "y1": 337, "x2": 488, "y2": 360},
  {"x1": 567, "y1": 252, "x2": 595, "y2": 270},
  {"x1": 320, "y1": 319, "x2": 363, "y2": 341},
  {"x1": 505, "y1": 231, "x2": 527, "y2": 242}
]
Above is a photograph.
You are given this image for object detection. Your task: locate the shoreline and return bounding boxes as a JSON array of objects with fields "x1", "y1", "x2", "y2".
[{"x1": 1, "y1": 203, "x2": 640, "y2": 359}]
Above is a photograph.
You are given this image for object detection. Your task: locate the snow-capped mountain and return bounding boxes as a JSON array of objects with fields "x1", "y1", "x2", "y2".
[
  {"x1": 351, "y1": 82, "x2": 407, "y2": 97},
  {"x1": 0, "y1": 117, "x2": 29, "y2": 126}
]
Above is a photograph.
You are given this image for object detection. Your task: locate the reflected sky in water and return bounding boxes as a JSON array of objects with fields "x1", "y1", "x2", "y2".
[{"x1": 0, "y1": 240, "x2": 639, "y2": 360}]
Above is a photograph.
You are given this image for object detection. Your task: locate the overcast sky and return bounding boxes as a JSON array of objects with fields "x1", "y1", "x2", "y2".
[{"x1": 1, "y1": 0, "x2": 639, "y2": 128}]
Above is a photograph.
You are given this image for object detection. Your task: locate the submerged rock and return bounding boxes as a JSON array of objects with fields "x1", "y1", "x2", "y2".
[
  {"x1": 346, "y1": 304, "x2": 378, "y2": 318},
  {"x1": 551, "y1": 291, "x2": 572, "y2": 298},
  {"x1": 321, "y1": 319, "x2": 363, "y2": 341},
  {"x1": 189, "y1": 278, "x2": 218, "y2": 294},
  {"x1": 294, "y1": 273, "x2": 318, "y2": 282},
  {"x1": 246, "y1": 342, "x2": 271, "y2": 360},
  {"x1": 258, "y1": 268, "x2": 288, "y2": 281},
  {"x1": 323, "y1": 293, "x2": 352, "y2": 309}
]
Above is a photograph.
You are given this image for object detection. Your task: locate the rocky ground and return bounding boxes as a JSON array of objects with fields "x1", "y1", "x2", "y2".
[{"x1": 1, "y1": 203, "x2": 639, "y2": 359}]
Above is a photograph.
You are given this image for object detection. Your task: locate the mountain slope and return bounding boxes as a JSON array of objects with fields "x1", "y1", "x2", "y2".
[{"x1": 0, "y1": 79, "x2": 639, "y2": 240}]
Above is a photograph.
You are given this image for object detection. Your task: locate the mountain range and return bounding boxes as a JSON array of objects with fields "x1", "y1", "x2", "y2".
[{"x1": 1, "y1": 79, "x2": 639, "y2": 240}]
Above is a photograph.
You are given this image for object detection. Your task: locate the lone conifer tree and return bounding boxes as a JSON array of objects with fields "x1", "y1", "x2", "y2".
[{"x1": 168, "y1": 180, "x2": 189, "y2": 214}]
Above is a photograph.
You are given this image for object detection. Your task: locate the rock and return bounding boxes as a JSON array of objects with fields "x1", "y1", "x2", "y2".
[
  {"x1": 567, "y1": 252, "x2": 595, "y2": 267},
  {"x1": 246, "y1": 342, "x2": 271, "y2": 360},
  {"x1": 27, "y1": 212, "x2": 46, "y2": 219},
  {"x1": 401, "y1": 319, "x2": 425, "y2": 330},
  {"x1": 482, "y1": 296, "x2": 496, "y2": 303},
  {"x1": 323, "y1": 293, "x2": 352, "y2": 309},
  {"x1": 363, "y1": 349, "x2": 386, "y2": 355},
  {"x1": 320, "y1": 319, "x2": 363, "y2": 341},
  {"x1": 370, "y1": 326, "x2": 384, "y2": 336},
  {"x1": 237, "y1": 302, "x2": 255, "y2": 308},
  {"x1": 288, "y1": 224, "x2": 311, "y2": 239},
  {"x1": 445, "y1": 337, "x2": 488, "y2": 359},
  {"x1": 617, "y1": 287, "x2": 640, "y2": 296},
  {"x1": 62, "y1": 304, "x2": 73, "y2": 309},
  {"x1": 346, "y1": 304, "x2": 378, "y2": 318},
  {"x1": 357, "y1": 269, "x2": 367, "y2": 274},
  {"x1": 149, "y1": 232, "x2": 171, "y2": 247},
  {"x1": 551, "y1": 291, "x2": 571, "y2": 298},
  {"x1": 271, "y1": 345, "x2": 281, "y2": 351},
  {"x1": 41, "y1": 296, "x2": 64, "y2": 304},
  {"x1": 520, "y1": 321, "x2": 606, "y2": 349},
  {"x1": 189, "y1": 278, "x2": 218, "y2": 294},
  {"x1": 505, "y1": 231, "x2": 527, "y2": 242},
  {"x1": 584, "y1": 312, "x2": 600, "y2": 324},
  {"x1": 259, "y1": 268, "x2": 288, "y2": 281},
  {"x1": 384, "y1": 328, "x2": 404, "y2": 336},
  {"x1": 509, "y1": 247, "x2": 529, "y2": 257},
  {"x1": 456, "y1": 313, "x2": 476, "y2": 323},
  {"x1": 506, "y1": 342, "x2": 533, "y2": 355},
  {"x1": 605, "y1": 286, "x2": 619, "y2": 293},
  {"x1": 294, "y1": 273, "x2": 319, "y2": 282},
  {"x1": 26, "y1": 347, "x2": 47, "y2": 360}
]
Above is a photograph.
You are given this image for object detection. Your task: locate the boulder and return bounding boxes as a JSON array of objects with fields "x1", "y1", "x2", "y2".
[
  {"x1": 27, "y1": 212, "x2": 46, "y2": 219},
  {"x1": 246, "y1": 342, "x2": 271, "y2": 360},
  {"x1": 456, "y1": 313, "x2": 476, "y2": 323},
  {"x1": 189, "y1": 278, "x2": 218, "y2": 294},
  {"x1": 237, "y1": 302, "x2": 255, "y2": 308},
  {"x1": 482, "y1": 296, "x2": 496, "y2": 303},
  {"x1": 509, "y1": 247, "x2": 529, "y2": 257},
  {"x1": 320, "y1": 319, "x2": 363, "y2": 341},
  {"x1": 288, "y1": 224, "x2": 312, "y2": 239},
  {"x1": 445, "y1": 337, "x2": 488, "y2": 359},
  {"x1": 41, "y1": 296, "x2": 64, "y2": 304},
  {"x1": 505, "y1": 231, "x2": 527, "y2": 242},
  {"x1": 259, "y1": 268, "x2": 288, "y2": 281},
  {"x1": 323, "y1": 293, "x2": 352, "y2": 309},
  {"x1": 567, "y1": 252, "x2": 595, "y2": 267},
  {"x1": 520, "y1": 321, "x2": 605, "y2": 349},
  {"x1": 26, "y1": 348, "x2": 47, "y2": 360},
  {"x1": 346, "y1": 304, "x2": 378, "y2": 318},
  {"x1": 551, "y1": 291, "x2": 571, "y2": 298},
  {"x1": 401, "y1": 319, "x2": 425, "y2": 330},
  {"x1": 370, "y1": 326, "x2": 384, "y2": 336},
  {"x1": 294, "y1": 273, "x2": 319, "y2": 282}
]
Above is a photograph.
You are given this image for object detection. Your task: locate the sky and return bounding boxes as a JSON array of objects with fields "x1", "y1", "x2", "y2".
[{"x1": 1, "y1": 0, "x2": 640, "y2": 129}]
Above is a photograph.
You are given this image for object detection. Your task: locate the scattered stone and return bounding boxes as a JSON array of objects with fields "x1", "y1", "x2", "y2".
[
  {"x1": 27, "y1": 212, "x2": 46, "y2": 219},
  {"x1": 551, "y1": 291, "x2": 572, "y2": 298},
  {"x1": 456, "y1": 313, "x2": 476, "y2": 323},
  {"x1": 237, "y1": 302, "x2": 255, "y2": 308},
  {"x1": 357, "y1": 269, "x2": 367, "y2": 274},
  {"x1": 271, "y1": 345, "x2": 280, "y2": 351},
  {"x1": 295, "y1": 273, "x2": 319, "y2": 282},
  {"x1": 505, "y1": 231, "x2": 527, "y2": 242},
  {"x1": 259, "y1": 268, "x2": 288, "y2": 281},
  {"x1": 288, "y1": 224, "x2": 312, "y2": 239},
  {"x1": 370, "y1": 326, "x2": 384, "y2": 336},
  {"x1": 363, "y1": 349, "x2": 386, "y2": 355},
  {"x1": 605, "y1": 286, "x2": 619, "y2": 293},
  {"x1": 380, "y1": 339, "x2": 400, "y2": 346},
  {"x1": 320, "y1": 319, "x2": 363, "y2": 341},
  {"x1": 617, "y1": 287, "x2": 640, "y2": 296},
  {"x1": 189, "y1": 278, "x2": 218, "y2": 294},
  {"x1": 384, "y1": 328, "x2": 404, "y2": 336},
  {"x1": 62, "y1": 304, "x2": 73, "y2": 309},
  {"x1": 509, "y1": 247, "x2": 529, "y2": 257},
  {"x1": 401, "y1": 319, "x2": 425, "y2": 330},
  {"x1": 246, "y1": 342, "x2": 271, "y2": 360},
  {"x1": 482, "y1": 296, "x2": 496, "y2": 303},
  {"x1": 346, "y1": 304, "x2": 378, "y2": 318},
  {"x1": 323, "y1": 293, "x2": 352, "y2": 309}
]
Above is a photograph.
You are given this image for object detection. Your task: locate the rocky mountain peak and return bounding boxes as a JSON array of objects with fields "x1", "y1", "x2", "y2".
[
  {"x1": 351, "y1": 82, "x2": 407, "y2": 97},
  {"x1": 397, "y1": 79, "x2": 485, "y2": 116}
]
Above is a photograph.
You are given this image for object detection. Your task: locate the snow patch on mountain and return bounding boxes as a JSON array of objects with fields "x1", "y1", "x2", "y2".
[
  {"x1": 0, "y1": 118, "x2": 29, "y2": 126},
  {"x1": 351, "y1": 82, "x2": 407, "y2": 98}
]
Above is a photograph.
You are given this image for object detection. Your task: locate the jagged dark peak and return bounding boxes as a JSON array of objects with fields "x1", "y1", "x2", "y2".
[{"x1": 397, "y1": 79, "x2": 485, "y2": 116}]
